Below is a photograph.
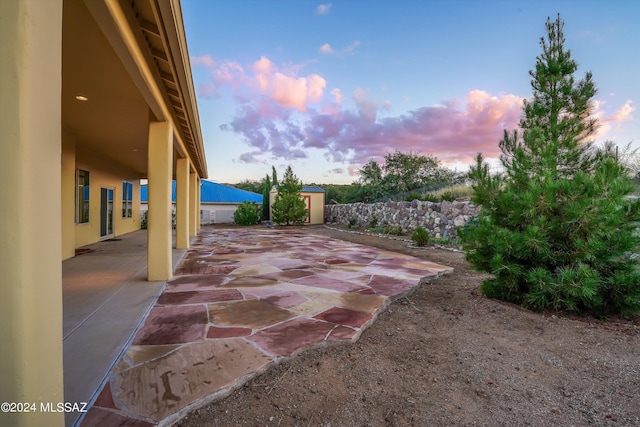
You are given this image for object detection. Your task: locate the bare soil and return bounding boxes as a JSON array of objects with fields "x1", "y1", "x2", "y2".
[{"x1": 177, "y1": 224, "x2": 640, "y2": 427}]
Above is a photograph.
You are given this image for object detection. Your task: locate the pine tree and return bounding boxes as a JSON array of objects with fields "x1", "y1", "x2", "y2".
[
  {"x1": 459, "y1": 15, "x2": 640, "y2": 315},
  {"x1": 262, "y1": 174, "x2": 271, "y2": 220},
  {"x1": 272, "y1": 166, "x2": 279, "y2": 187},
  {"x1": 271, "y1": 166, "x2": 308, "y2": 225}
]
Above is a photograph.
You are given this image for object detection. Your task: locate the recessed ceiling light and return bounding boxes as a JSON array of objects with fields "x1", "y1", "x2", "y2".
[{"x1": 75, "y1": 95, "x2": 88, "y2": 101}]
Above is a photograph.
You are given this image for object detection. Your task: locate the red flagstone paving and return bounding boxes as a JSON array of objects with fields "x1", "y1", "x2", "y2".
[
  {"x1": 80, "y1": 227, "x2": 451, "y2": 426},
  {"x1": 132, "y1": 305, "x2": 208, "y2": 346}
]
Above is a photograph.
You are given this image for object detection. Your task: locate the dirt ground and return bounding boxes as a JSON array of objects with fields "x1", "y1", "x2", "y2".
[{"x1": 177, "y1": 224, "x2": 640, "y2": 427}]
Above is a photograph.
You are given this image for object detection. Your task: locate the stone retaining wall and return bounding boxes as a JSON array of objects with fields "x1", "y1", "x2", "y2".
[{"x1": 324, "y1": 200, "x2": 480, "y2": 239}]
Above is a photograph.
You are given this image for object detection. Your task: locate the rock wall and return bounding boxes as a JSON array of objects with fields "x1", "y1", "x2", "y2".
[{"x1": 324, "y1": 200, "x2": 480, "y2": 239}]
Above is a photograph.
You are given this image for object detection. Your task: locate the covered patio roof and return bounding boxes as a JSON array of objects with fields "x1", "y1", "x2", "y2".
[{"x1": 62, "y1": 0, "x2": 207, "y2": 178}]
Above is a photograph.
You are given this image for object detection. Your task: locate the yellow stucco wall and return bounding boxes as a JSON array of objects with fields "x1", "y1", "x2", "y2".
[
  {"x1": 72, "y1": 145, "x2": 141, "y2": 249},
  {"x1": 0, "y1": 0, "x2": 65, "y2": 425},
  {"x1": 269, "y1": 188, "x2": 325, "y2": 225},
  {"x1": 306, "y1": 192, "x2": 325, "y2": 225},
  {"x1": 61, "y1": 132, "x2": 77, "y2": 260}
]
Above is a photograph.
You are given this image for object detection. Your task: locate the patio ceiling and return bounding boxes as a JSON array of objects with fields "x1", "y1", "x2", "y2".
[{"x1": 61, "y1": 0, "x2": 207, "y2": 178}]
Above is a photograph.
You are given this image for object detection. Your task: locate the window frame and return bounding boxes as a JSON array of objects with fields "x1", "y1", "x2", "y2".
[
  {"x1": 76, "y1": 169, "x2": 90, "y2": 224},
  {"x1": 122, "y1": 181, "x2": 133, "y2": 218}
]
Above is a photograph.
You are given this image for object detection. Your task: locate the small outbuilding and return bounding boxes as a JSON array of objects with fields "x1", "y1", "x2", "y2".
[
  {"x1": 141, "y1": 180, "x2": 262, "y2": 224},
  {"x1": 269, "y1": 185, "x2": 325, "y2": 225}
]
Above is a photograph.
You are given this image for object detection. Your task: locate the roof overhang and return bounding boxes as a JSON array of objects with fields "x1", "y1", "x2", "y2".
[{"x1": 62, "y1": 0, "x2": 207, "y2": 178}]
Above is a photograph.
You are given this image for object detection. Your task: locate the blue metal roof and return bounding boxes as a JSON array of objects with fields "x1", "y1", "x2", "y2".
[{"x1": 141, "y1": 180, "x2": 262, "y2": 204}]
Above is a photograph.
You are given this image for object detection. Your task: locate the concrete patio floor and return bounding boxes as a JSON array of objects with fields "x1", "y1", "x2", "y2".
[
  {"x1": 76, "y1": 227, "x2": 452, "y2": 426},
  {"x1": 63, "y1": 230, "x2": 188, "y2": 427}
]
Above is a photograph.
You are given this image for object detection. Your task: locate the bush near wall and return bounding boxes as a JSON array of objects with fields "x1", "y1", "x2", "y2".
[{"x1": 325, "y1": 200, "x2": 479, "y2": 239}]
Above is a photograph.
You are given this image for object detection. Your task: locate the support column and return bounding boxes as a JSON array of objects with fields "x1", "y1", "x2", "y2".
[
  {"x1": 0, "y1": 0, "x2": 64, "y2": 426},
  {"x1": 197, "y1": 178, "x2": 202, "y2": 230},
  {"x1": 147, "y1": 121, "x2": 173, "y2": 281},
  {"x1": 61, "y1": 133, "x2": 76, "y2": 260},
  {"x1": 189, "y1": 172, "x2": 198, "y2": 236},
  {"x1": 176, "y1": 158, "x2": 190, "y2": 249}
]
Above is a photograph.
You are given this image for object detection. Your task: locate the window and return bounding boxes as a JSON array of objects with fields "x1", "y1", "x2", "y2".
[
  {"x1": 122, "y1": 181, "x2": 133, "y2": 218},
  {"x1": 76, "y1": 169, "x2": 90, "y2": 224}
]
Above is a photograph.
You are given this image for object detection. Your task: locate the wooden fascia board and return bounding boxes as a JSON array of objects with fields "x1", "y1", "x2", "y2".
[
  {"x1": 89, "y1": 0, "x2": 191, "y2": 161},
  {"x1": 156, "y1": 0, "x2": 208, "y2": 178}
]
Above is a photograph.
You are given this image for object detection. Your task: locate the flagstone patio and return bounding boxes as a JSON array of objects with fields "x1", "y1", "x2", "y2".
[{"x1": 79, "y1": 227, "x2": 451, "y2": 426}]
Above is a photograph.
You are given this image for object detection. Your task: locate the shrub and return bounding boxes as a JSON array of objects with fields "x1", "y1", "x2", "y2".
[
  {"x1": 421, "y1": 193, "x2": 440, "y2": 203},
  {"x1": 383, "y1": 225, "x2": 404, "y2": 236},
  {"x1": 429, "y1": 185, "x2": 474, "y2": 201},
  {"x1": 405, "y1": 192, "x2": 422, "y2": 202},
  {"x1": 411, "y1": 226, "x2": 430, "y2": 246},
  {"x1": 368, "y1": 215, "x2": 379, "y2": 229},
  {"x1": 233, "y1": 201, "x2": 261, "y2": 226},
  {"x1": 368, "y1": 227, "x2": 386, "y2": 233},
  {"x1": 439, "y1": 191, "x2": 456, "y2": 202}
]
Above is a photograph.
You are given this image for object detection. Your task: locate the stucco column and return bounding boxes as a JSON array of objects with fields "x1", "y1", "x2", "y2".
[
  {"x1": 0, "y1": 0, "x2": 65, "y2": 426},
  {"x1": 197, "y1": 178, "x2": 202, "y2": 229},
  {"x1": 147, "y1": 121, "x2": 173, "y2": 281},
  {"x1": 61, "y1": 133, "x2": 76, "y2": 260},
  {"x1": 189, "y1": 172, "x2": 198, "y2": 236},
  {"x1": 176, "y1": 158, "x2": 190, "y2": 249}
]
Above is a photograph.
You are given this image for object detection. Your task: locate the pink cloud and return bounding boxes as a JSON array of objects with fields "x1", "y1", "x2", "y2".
[
  {"x1": 592, "y1": 99, "x2": 636, "y2": 140},
  {"x1": 191, "y1": 55, "x2": 246, "y2": 99},
  {"x1": 268, "y1": 72, "x2": 326, "y2": 112},
  {"x1": 191, "y1": 55, "x2": 215, "y2": 68},
  {"x1": 225, "y1": 89, "x2": 525, "y2": 167},
  {"x1": 253, "y1": 56, "x2": 274, "y2": 92},
  {"x1": 306, "y1": 74, "x2": 326, "y2": 103},
  {"x1": 197, "y1": 82, "x2": 218, "y2": 99},
  {"x1": 353, "y1": 88, "x2": 378, "y2": 122},
  {"x1": 192, "y1": 55, "x2": 537, "y2": 169},
  {"x1": 612, "y1": 100, "x2": 635, "y2": 123},
  {"x1": 193, "y1": 55, "x2": 327, "y2": 112}
]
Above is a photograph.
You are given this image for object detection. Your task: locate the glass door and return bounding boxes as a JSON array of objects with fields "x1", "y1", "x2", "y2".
[{"x1": 100, "y1": 187, "x2": 114, "y2": 238}]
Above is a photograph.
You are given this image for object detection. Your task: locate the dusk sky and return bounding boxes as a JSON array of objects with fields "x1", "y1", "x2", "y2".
[{"x1": 182, "y1": 0, "x2": 639, "y2": 185}]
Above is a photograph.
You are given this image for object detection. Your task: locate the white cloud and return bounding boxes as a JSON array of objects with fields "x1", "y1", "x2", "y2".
[
  {"x1": 318, "y1": 40, "x2": 360, "y2": 57},
  {"x1": 331, "y1": 88, "x2": 343, "y2": 104},
  {"x1": 316, "y1": 3, "x2": 332, "y2": 15},
  {"x1": 319, "y1": 43, "x2": 334, "y2": 54},
  {"x1": 344, "y1": 40, "x2": 360, "y2": 55},
  {"x1": 612, "y1": 99, "x2": 635, "y2": 123}
]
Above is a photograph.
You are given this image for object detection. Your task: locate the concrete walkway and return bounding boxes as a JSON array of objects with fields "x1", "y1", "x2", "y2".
[
  {"x1": 77, "y1": 227, "x2": 452, "y2": 426},
  {"x1": 63, "y1": 230, "x2": 187, "y2": 427}
]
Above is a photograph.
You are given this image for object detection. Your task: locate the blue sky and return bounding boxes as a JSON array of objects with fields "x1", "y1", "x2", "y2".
[{"x1": 182, "y1": 0, "x2": 639, "y2": 185}]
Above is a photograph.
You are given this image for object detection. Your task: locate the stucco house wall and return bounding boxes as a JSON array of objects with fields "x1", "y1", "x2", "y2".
[{"x1": 1, "y1": 0, "x2": 208, "y2": 424}]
